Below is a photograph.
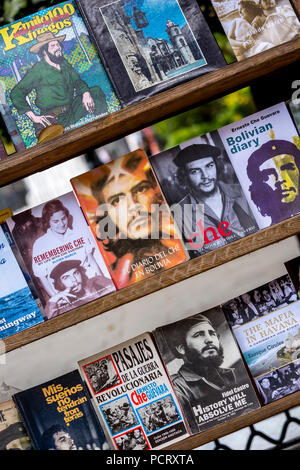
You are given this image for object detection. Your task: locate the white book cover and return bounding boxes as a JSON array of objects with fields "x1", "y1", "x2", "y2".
[
  {"x1": 218, "y1": 102, "x2": 300, "y2": 228},
  {"x1": 7, "y1": 192, "x2": 115, "y2": 320},
  {"x1": 78, "y1": 332, "x2": 189, "y2": 450}
]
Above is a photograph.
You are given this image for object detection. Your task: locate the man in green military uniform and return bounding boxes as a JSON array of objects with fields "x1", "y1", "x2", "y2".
[{"x1": 10, "y1": 32, "x2": 108, "y2": 140}]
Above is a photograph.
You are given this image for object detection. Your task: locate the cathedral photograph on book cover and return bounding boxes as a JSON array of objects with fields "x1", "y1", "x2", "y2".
[{"x1": 99, "y1": 0, "x2": 207, "y2": 92}]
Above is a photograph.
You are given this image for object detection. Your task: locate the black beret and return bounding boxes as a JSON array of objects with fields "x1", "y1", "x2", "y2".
[
  {"x1": 173, "y1": 144, "x2": 221, "y2": 168},
  {"x1": 50, "y1": 259, "x2": 82, "y2": 280}
]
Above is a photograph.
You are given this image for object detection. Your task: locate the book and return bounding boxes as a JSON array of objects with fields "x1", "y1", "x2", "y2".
[
  {"x1": 217, "y1": 101, "x2": 300, "y2": 229},
  {"x1": 0, "y1": 223, "x2": 44, "y2": 338},
  {"x1": 0, "y1": 399, "x2": 32, "y2": 450},
  {"x1": 78, "y1": 332, "x2": 189, "y2": 450},
  {"x1": 0, "y1": 0, "x2": 121, "y2": 150},
  {"x1": 150, "y1": 130, "x2": 258, "y2": 258},
  {"x1": 75, "y1": 0, "x2": 226, "y2": 107},
  {"x1": 210, "y1": 0, "x2": 300, "y2": 61},
  {"x1": 13, "y1": 370, "x2": 109, "y2": 450},
  {"x1": 285, "y1": 256, "x2": 300, "y2": 299},
  {"x1": 153, "y1": 308, "x2": 260, "y2": 435},
  {"x1": 3, "y1": 221, "x2": 45, "y2": 317},
  {"x1": 6, "y1": 191, "x2": 115, "y2": 320},
  {"x1": 222, "y1": 275, "x2": 300, "y2": 405},
  {"x1": 0, "y1": 208, "x2": 12, "y2": 223},
  {"x1": 71, "y1": 149, "x2": 189, "y2": 289},
  {"x1": 288, "y1": 97, "x2": 300, "y2": 133}
]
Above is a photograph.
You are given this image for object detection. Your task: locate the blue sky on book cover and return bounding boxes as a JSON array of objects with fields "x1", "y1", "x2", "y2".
[{"x1": 0, "y1": 225, "x2": 43, "y2": 338}]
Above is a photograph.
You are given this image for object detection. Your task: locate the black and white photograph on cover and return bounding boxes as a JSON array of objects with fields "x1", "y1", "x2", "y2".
[
  {"x1": 222, "y1": 274, "x2": 298, "y2": 328},
  {"x1": 211, "y1": 0, "x2": 300, "y2": 61},
  {"x1": 150, "y1": 130, "x2": 258, "y2": 258},
  {"x1": 114, "y1": 426, "x2": 150, "y2": 450},
  {"x1": 101, "y1": 396, "x2": 139, "y2": 435},
  {"x1": 13, "y1": 371, "x2": 109, "y2": 450},
  {"x1": 6, "y1": 192, "x2": 115, "y2": 319},
  {"x1": 256, "y1": 361, "x2": 300, "y2": 404},
  {"x1": 75, "y1": 0, "x2": 226, "y2": 106},
  {"x1": 137, "y1": 395, "x2": 180, "y2": 434},
  {"x1": 153, "y1": 308, "x2": 260, "y2": 434},
  {"x1": 99, "y1": 0, "x2": 207, "y2": 93},
  {"x1": 285, "y1": 256, "x2": 300, "y2": 300},
  {"x1": 83, "y1": 355, "x2": 121, "y2": 395}
]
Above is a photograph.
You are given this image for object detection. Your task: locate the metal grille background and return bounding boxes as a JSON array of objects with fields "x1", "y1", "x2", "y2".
[{"x1": 197, "y1": 405, "x2": 300, "y2": 450}]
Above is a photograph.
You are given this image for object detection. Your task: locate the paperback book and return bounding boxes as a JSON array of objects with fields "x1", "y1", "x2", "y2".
[
  {"x1": 13, "y1": 370, "x2": 109, "y2": 450},
  {"x1": 0, "y1": 0, "x2": 121, "y2": 149},
  {"x1": 6, "y1": 192, "x2": 115, "y2": 320},
  {"x1": 217, "y1": 101, "x2": 300, "y2": 228},
  {"x1": 71, "y1": 149, "x2": 189, "y2": 289},
  {"x1": 0, "y1": 399, "x2": 32, "y2": 450},
  {"x1": 3, "y1": 221, "x2": 45, "y2": 317},
  {"x1": 211, "y1": 0, "x2": 300, "y2": 61},
  {"x1": 75, "y1": 0, "x2": 226, "y2": 106},
  {"x1": 153, "y1": 308, "x2": 260, "y2": 435},
  {"x1": 0, "y1": 223, "x2": 44, "y2": 339},
  {"x1": 150, "y1": 130, "x2": 258, "y2": 258},
  {"x1": 285, "y1": 256, "x2": 300, "y2": 299},
  {"x1": 222, "y1": 276, "x2": 300, "y2": 404},
  {"x1": 78, "y1": 332, "x2": 189, "y2": 450}
]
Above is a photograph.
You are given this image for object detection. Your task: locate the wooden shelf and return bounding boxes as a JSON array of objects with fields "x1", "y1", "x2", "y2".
[
  {"x1": 166, "y1": 390, "x2": 300, "y2": 450},
  {"x1": 3, "y1": 213, "x2": 300, "y2": 353},
  {"x1": 0, "y1": 37, "x2": 300, "y2": 188}
]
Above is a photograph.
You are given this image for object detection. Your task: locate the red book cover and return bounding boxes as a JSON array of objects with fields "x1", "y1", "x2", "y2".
[{"x1": 71, "y1": 149, "x2": 189, "y2": 289}]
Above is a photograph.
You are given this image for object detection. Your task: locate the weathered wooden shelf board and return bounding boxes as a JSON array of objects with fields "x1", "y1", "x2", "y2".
[{"x1": 0, "y1": 37, "x2": 300, "y2": 188}]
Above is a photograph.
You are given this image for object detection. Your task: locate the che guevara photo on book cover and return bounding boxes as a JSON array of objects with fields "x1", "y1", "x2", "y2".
[{"x1": 6, "y1": 192, "x2": 115, "y2": 320}]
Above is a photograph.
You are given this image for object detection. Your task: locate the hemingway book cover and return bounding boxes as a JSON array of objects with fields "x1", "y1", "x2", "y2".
[
  {"x1": 210, "y1": 0, "x2": 300, "y2": 62},
  {"x1": 78, "y1": 332, "x2": 189, "y2": 450},
  {"x1": 6, "y1": 191, "x2": 115, "y2": 320},
  {"x1": 222, "y1": 279, "x2": 300, "y2": 405},
  {"x1": 13, "y1": 370, "x2": 109, "y2": 450},
  {"x1": 150, "y1": 130, "x2": 258, "y2": 259},
  {"x1": 0, "y1": 399, "x2": 32, "y2": 450},
  {"x1": 153, "y1": 308, "x2": 260, "y2": 435},
  {"x1": 0, "y1": 0, "x2": 121, "y2": 150},
  {"x1": 217, "y1": 101, "x2": 300, "y2": 229},
  {"x1": 71, "y1": 149, "x2": 189, "y2": 289},
  {"x1": 75, "y1": 0, "x2": 226, "y2": 106},
  {"x1": 0, "y1": 223, "x2": 44, "y2": 339}
]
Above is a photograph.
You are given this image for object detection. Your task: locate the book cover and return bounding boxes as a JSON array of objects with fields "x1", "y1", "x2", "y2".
[
  {"x1": 75, "y1": 0, "x2": 226, "y2": 107},
  {"x1": 210, "y1": 0, "x2": 300, "y2": 61},
  {"x1": 6, "y1": 192, "x2": 115, "y2": 320},
  {"x1": 217, "y1": 101, "x2": 300, "y2": 229},
  {"x1": 78, "y1": 332, "x2": 189, "y2": 450},
  {"x1": 153, "y1": 308, "x2": 260, "y2": 435},
  {"x1": 2, "y1": 221, "x2": 45, "y2": 318},
  {"x1": 0, "y1": 223, "x2": 44, "y2": 339},
  {"x1": 150, "y1": 130, "x2": 259, "y2": 258},
  {"x1": 0, "y1": 208, "x2": 12, "y2": 223},
  {"x1": 13, "y1": 370, "x2": 109, "y2": 450},
  {"x1": 0, "y1": 0, "x2": 121, "y2": 150},
  {"x1": 222, "y1": 276, "x2": 300, "y2": 405},
  {"x1": 0, "y1": 399, "x2": 32, "y2": 450},
  {"x1": 71, "y1": 149, "x2": 189, "y2": 289},
  {"x1": 285, "y1": 256, "x2": 300, "y2": 299}
]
